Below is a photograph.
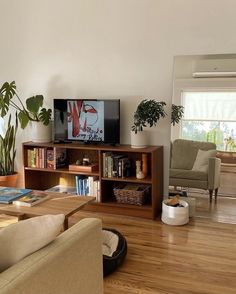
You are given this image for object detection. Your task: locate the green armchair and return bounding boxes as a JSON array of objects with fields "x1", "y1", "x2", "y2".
[{"x1": 169, "y1": 139, "x2": 221, "y2": 202}]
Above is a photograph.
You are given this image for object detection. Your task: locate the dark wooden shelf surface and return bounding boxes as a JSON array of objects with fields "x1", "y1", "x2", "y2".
[
  {"x1": 23, "y1": 141, "x2": 161, "y2": 153},
  {"x1": 24, "y1": 167, "x2": 100, "y2": 177},
  {"x1": 101, "y1": 176, "x2": 152, "y2": 184}
]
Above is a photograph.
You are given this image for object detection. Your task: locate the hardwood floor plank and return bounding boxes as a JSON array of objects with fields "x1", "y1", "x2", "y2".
[{"x1": 71, "y1": 195, "x2": 236, "y2": 294}]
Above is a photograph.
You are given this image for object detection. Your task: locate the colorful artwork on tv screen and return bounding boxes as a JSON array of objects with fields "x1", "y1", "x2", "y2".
[{"x1": 67, "y1": 100, "x2": 105, "y2": 141}]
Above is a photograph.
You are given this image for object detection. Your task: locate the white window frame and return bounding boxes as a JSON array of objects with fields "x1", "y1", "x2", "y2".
[{"x1": 171, "y1": 77, "x2": 236, "y2": 142}]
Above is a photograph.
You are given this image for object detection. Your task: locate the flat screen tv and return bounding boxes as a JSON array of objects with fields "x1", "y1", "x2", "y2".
[{"x1": 53, "y1": 99, "x2": 120, "y2": 144}]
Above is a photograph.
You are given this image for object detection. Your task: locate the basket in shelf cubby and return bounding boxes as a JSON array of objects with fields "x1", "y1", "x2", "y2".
[{"x1": 113, "y1": 184, "x2": 151, "y2": 206}]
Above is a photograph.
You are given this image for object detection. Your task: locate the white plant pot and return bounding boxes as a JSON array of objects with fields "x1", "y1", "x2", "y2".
[
  {"x1": 130, "y1": 130, "x2": 147, "y2": 148},
  {"x1": 31, "y1": 121, "x2": 52, "y2": 143},
  {"x1": 161, "y1": 199, "x2": 189, "y2": 226}
]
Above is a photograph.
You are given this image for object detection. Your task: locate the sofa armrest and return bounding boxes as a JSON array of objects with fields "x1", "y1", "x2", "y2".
[
  {"x1": 208, "y1": 157, "x2": 221, "y2": 190},
  {"x1": 0, "y1": 218, "x2": 104, "y2": 294}
]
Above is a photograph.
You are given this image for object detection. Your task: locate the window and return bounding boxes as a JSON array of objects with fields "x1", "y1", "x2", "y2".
[{"x1": 181, "y1": 91, "x2": 236, "y2": 151}]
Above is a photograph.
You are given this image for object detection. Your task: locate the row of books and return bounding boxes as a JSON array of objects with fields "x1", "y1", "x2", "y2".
[
  {"x1": 27, "y1": 147, "x2": 67, "y2": 170},
  {"x1": 75, "y1": 176, "x2": 100, "y2": 202},
  {"x1": 102, "y1": 152, "x2": 132, "y2": 178},
  {"x1": 46, "y1": 176, "x2": 101, "y2": 202}
]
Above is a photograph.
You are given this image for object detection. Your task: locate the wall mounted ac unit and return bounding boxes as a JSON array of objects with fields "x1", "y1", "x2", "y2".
[{"x1": 192, "y1": 59, "x2": 236, "y2": 78}]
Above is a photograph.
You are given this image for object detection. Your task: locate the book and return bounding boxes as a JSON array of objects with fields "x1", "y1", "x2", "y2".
[
  {"x1": 0, "y1": 187, "x2": 32, "y2": 204},
  {"x1": 54, "y1": 147, "x2": 67, "y2": 168},
  {"x1": 13, "y1": 191, "x2": 50, "y2": 207},
  {"x1": 46, "y1": 149, "x2": 54, "y2": 169},
  {"x1": 47, "y1": 148, "x2": 67, "y2": 170},
  {"x1": 45, "y1": 185, "x2": 77, "y2": 195}
]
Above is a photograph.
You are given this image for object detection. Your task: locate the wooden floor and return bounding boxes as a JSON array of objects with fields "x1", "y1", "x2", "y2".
[
  {"x1": 71, "y1": 194, "x2": 236, "y2": 294},
  {"x1": 1, "y1": 194, "x2": 235, "y2": 293}
]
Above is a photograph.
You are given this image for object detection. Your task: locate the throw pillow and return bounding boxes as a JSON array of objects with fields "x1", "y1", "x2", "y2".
[
  {"x1": 192, "y1": 149, "x2": 217, "y2": 173},
  {"x1": 0, "y1": 214, "x2": 65, "y2": 272}
]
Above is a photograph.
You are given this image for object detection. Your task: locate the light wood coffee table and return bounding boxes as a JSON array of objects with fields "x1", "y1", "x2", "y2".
[{"x1": 0, "y1": 192, "x2": 95, "y2": 230}]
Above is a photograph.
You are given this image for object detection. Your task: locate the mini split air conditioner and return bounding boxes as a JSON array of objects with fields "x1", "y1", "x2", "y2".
[{"x1": 192, "y1": 59, "x2": 236, "y2": 78}]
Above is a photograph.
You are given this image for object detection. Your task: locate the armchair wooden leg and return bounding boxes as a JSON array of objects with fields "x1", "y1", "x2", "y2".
[
  {"x1": 209, "y1": 190, "x2": 213, "y2": 203},
  {"x1": 215, "y1": 188, "x2": 218, "y2": 202}
]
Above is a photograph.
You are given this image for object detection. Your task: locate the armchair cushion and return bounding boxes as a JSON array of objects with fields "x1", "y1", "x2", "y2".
[
  {"x1": 170, "y1": 169, "x2": 207, "y2": 181},
  {"x1": 192, "y1": 149, "x2": 217, "y2": 173}
]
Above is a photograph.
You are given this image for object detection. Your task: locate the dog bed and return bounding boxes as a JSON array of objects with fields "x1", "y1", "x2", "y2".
[{"x1": 102, "y1": 228, "x2": 127, "y2": 277}]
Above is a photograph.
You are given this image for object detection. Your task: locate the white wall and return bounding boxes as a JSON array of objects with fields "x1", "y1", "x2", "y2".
[{"x1": 1, "y1": 0, "x2": 236, "y2": 193}]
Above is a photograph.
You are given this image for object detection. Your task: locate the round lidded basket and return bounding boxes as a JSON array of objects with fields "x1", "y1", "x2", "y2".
[{"x1": 161, "y1": 199, "x2": 189, "y2": 226}]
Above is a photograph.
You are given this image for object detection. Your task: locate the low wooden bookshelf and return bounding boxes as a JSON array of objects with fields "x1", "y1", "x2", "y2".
[{"x1": 22, "y1": 142, "x2": 163, "y2": 219}]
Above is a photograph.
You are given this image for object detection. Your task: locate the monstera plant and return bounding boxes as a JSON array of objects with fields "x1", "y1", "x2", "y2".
[
  {"x1": 0, "y1": 81, "x2": 52, "y2": 143},
  {"x1": 0, "y1": 81, "x2": 52, "y2": 129}
]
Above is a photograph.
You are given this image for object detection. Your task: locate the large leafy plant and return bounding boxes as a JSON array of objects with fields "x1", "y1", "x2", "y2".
[
  {"x1": 0, "y1": 81, "x2": 52, "y2": 129},
  {"x1": 0, "y1": 114, "x2": 18, "y2": 175},
  {"x1": 132, "y1": 99, "x2": 167, "y2": 133}
]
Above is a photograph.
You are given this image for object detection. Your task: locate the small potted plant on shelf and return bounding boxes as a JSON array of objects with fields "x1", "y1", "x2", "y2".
[
  {"x1": 171, "y1": 104, "x2": 184, "y2": 126},
  {"x1": 0, "y1": 113, "x2": 18, "y2": 187},
  {"x1": 131, "y1": 99, "x2": 167, "y2": 148},
  {"x1": 0, "y1": 81, "x2": 52, "y2": 143}
]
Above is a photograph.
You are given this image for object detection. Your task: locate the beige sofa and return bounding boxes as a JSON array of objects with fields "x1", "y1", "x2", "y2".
[
  {"x1": 169, "y1": 139, "x2": 221, "y2": 202},
  {"x1": 0, "y1": 218, "x2": 104, "y2": 294}
]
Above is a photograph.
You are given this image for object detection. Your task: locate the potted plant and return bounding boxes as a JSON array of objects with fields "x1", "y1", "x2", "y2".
[
  {"x1": 0, "y1": 81, "x2": 52, "y2": 142},
  {"x1": 171, "y1": 104, "x2": 184, "y2": 126},
  {"x1": 0, "y1": 113, "x2": 18, "y2": 186},
  {"x1": 131, "y1": 99, "x2": 167, "y2": 148}
]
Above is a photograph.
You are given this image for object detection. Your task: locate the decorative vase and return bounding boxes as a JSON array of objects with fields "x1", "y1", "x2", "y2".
[
  {"x1": 136, "y1": 160, "x2": 145, "y2": 179},
  {"x1": 142, "y1": 153, "x2": 148, "y2": 177},
  {"x1": 31, "y1": 121, "x2": 52, "y2": 143},
  {"x1": 130, "y1": 130, "x2": 147, "y2": 148},
  {"x1": 0, "y1": 172, "x2": 18, "y2": 187}
]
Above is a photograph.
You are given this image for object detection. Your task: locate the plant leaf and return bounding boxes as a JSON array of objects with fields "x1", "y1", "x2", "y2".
[
  {"x1": 0, "y1": 81, "x2": 16, "y2": 117},
  {"x1": 18, "y1": 111, "x2": 30, "y2": 129},
  {"x1": 38, "y1": 108, "x2": 52, "y2": 125},
  {"x1": 26, "y1": 95, "x2": 44, "y2": 117}
]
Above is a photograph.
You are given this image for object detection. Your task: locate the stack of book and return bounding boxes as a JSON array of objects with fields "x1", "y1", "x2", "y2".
[
  {"x1": 0, "y1": 187, "x2": 32, "y2": 204},
  {"x1": 13, "y1": 191, "x2": 50, "y2": 207},
  {"x1": 103, "y1": 152, "x2": 131, "y2": 178}
]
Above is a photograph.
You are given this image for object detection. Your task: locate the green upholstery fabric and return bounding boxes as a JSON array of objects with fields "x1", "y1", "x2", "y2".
[
  {"x1": 169, "y1": 139, "x2": 221, "y2": 201},
  {"x1": 0, "y1": 218, "x2": 104, "y2": 294},
  {"x1": 170, "y1": 169, "x2": 207, "y2": 181},
  {"x1": 171, "y1": 139, "x2": 216, "y2": 170}
]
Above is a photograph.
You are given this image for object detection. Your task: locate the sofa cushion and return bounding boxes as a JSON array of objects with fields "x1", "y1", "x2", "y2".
[
  {"x1": 192, "y1": 149, "x2": 217, "y2": 172},
  {"x1": 0, "y1": 214, "x2": 65, "y2": 272},
  {"x1": 170, "y1": 168, "x2": 208, "y2": 181},
  {"x1": 171, "y1": 139, "x2": 216, "y2": 170}
]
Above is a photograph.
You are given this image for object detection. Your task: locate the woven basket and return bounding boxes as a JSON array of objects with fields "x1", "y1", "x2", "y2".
[{"x1": 113, "y1": 184, "x2": 150, "y2": 206}]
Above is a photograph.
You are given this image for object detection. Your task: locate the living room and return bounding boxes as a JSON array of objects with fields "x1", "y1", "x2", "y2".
[{"x1": 1, "y1": 1, "x2": 236, "y2": 294}]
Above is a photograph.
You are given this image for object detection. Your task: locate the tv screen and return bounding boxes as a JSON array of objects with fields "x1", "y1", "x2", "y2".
[{"x1": 53, "y1": 99, "x2": 120, "y2": 144}]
